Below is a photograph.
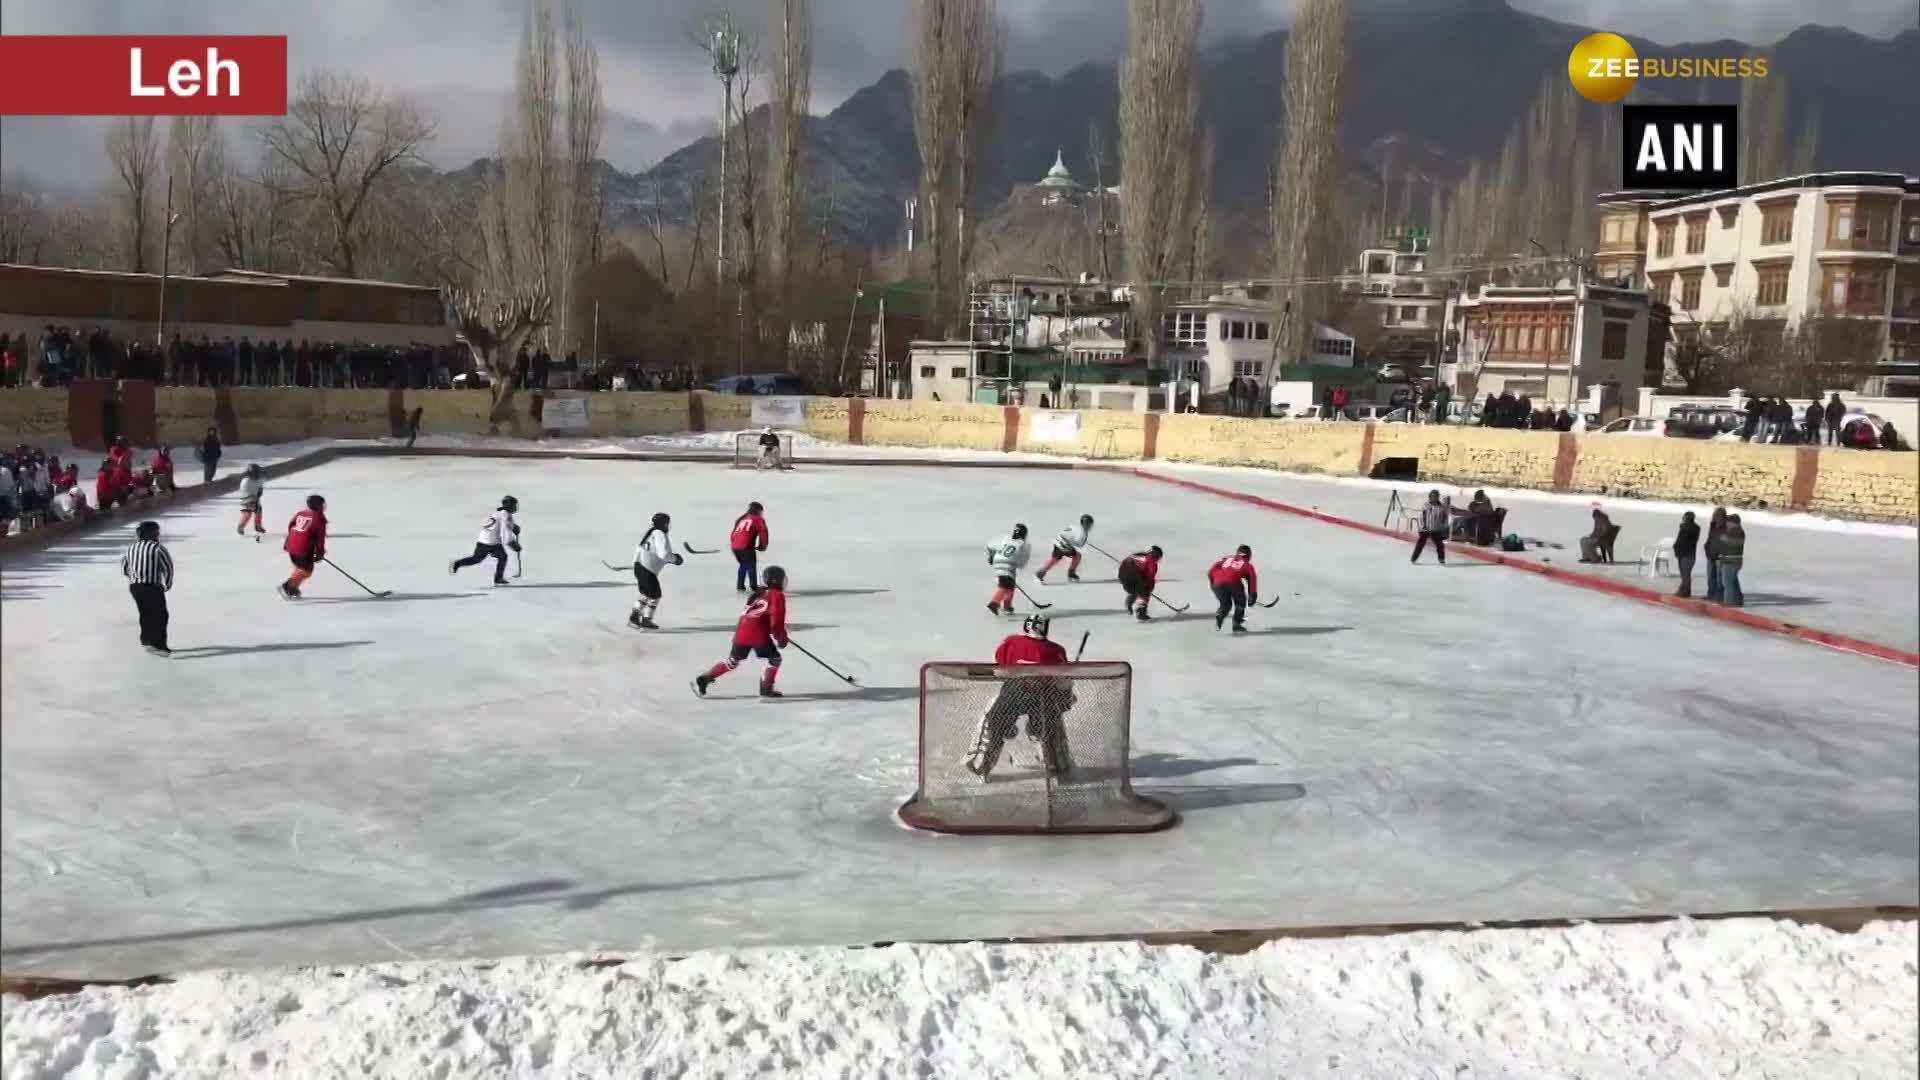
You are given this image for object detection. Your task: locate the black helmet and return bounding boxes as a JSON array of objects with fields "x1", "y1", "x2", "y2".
[
  {"x1": 1022, "y1": 614, "x2": 1051, "y2": 639},
  {"x1": 247, "y1": 463, "x2": 262, "y2": 477},
  {"x1": 651, "y1": 512, "x2": 670, "y2": 529},
  {"x1": 135, "y1": 520, "x2": 160, "y2": 540},
  {"x1": 1236, "y1": 544, "x2": 1252, "y2": 558},
  {"x1": 1012, "y1": 523, "x2": 1028, "y2": 540},
  {"x1": 500, "y1": 495, "x2": 519, "y2": 512},
  {"x1": 763, "y1": 565, "x2": 787, "y2": 589},
  {"x1": 747, "y1": 501, "x2": 764, "y2": 514},
  {"x1": 307, "y1": 494, "x2": 326, "y2": 511},
  {"x1": 1079, "y1": 514, "x2": 1094, "y2": 527},
  {"x1": 1148, "y1": 545, "x2": 1164, "y2": 559}
]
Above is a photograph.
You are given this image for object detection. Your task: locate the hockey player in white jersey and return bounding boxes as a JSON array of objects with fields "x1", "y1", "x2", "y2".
[
  {"x1": 1035, "y1": 514, "x2": 1095, "y2": 582},
  {"x1": 755, "y1": 427, "x2": 785, "y2": 470},
  {"x1": 629, "y1": 511, "x2": 684, "y2": 630},
  {"x1": 449, "y1": 495, "x2": 521, "y2": 586},
  {"x1": 985, "y1": 523, "x2": 1031, "y2": 616}
]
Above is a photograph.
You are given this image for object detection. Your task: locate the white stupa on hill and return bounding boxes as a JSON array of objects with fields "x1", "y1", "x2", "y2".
[{"x1": 1036, "y1": 149, "x2": 1082, "y2": 204}]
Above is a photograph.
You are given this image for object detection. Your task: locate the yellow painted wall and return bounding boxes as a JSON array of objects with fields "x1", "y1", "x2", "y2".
[
  {"x1": 700, "y1": 392, "x2": 755, "y2": 434},
  {"x1": 1014, "y1": 409, "x2": 1146, "y2": 460},
  {"x1": 861, "y1": 398, "x2": 1006, "y2": 452},
  {"x1": 219, "y1": 388, "x2": 391, "y2": 444},
  {"x1": 0, "y1": 388, "x2": 70, "y2": 446},
  {"x1": 1570, "y1": 436, "x2": 1799, "y2": 509},
  {"x1": 1809, "y1": 449, "x2": 1920, "y2": 521},
  {"x1": 800, "y1": 397, "x2": 852, "y2": 444},
  {"x1": 1374, "y1": 426, "x2": 1562, "y2": 491},
  {"x1": 580, "y1": 391, "x2": 690, "y2": 437},
  {"x1": 1156, "y1": 415, "x2": 1369, "y2": 475},
  {"x1": 154, "y1": 388, "x2": 220, "y2": 447},
  {"x1": 405, "y1": 389, "x2": 494, "y2": 436}
]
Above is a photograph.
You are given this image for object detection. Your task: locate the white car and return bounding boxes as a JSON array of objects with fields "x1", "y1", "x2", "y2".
[{"x1": 1598, "y1": 416, "x2": 1668, "y2": 437}]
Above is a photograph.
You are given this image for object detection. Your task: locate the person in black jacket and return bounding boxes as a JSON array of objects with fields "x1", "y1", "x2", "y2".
[
  {"x1": 197, "y1": 427, "x2": 222, "y2": 483},
  {"x1": 1672, "y1": 511, "x2": 1700, "y2": 598},
  {"x1": 1703, "y1": 507, "x2": 1728, "y2": 601},
  {"x1": 1803, "y1": 399, "x2": 1823, "y2": 445},
  {"x1": 1824, "y1": 393, "x2": 1846, "y2": 446},
  {"x1": 1742, "y1": 396, "x2": 1764, "y2": 442}
]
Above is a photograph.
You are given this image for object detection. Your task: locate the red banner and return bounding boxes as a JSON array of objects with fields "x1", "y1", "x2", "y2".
[{"x1": 0, "y1": 36, "x2": 288, "y2": 116}]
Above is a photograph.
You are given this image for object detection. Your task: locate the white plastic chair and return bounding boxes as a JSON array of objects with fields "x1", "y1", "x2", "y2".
[{"x1": 1643, "y1": 538, "x2": 1674, "y2": 578}]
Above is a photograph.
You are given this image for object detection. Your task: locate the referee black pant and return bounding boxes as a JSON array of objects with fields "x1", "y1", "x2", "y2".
[{"x1": 129, "y1": 583, "x2": 169, "y2": 650}]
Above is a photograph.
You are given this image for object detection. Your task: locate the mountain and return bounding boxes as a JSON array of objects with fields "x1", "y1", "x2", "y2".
[{"x1": 613, "y1": 0, "x2": 1919, "y2": 253}]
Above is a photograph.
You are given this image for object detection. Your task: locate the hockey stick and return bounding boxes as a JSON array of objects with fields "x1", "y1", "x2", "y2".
[
  {"x1": 602, "y1": 560, "x2": 630, "y2": 572},
  {"x1": 1151, "y1": 593, "x2": 1190, "y2": 614},
  {"x1": 323, "y1": 558, "x2": 393, "y2": 599},
  {"x1": 786, "y1": 638, "x2": 857, "y2": 685},
  {"x1": 683, "y1": 542, "x2": 718, "y2": 556},
  {"x1": 1074, "y1": 631, "x2": 1090, "y2": 661},
  {"x1": 1086, "y1": 541, "x2": 1121, "y2": 564},
  {"x1": 1255, "y1": 594, "x2": 1282, "y2": 608},
  {"x1": 1015, "y1": 581, "x2": 1053, "y2": 610}
]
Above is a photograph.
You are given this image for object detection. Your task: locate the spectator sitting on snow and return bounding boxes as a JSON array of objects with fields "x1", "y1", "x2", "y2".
[
  {"x1": 150, "y1": 447, "x2": 176, "y2": 493},
  {"x1": 52, "y1": 483, "x2": 88, "y2": 522},
  {"x1": 1880, "y1": 421, "x2": 1909, "y2": 452},
  {"x1": 1578, "y1": 506, "x2": 1614, "y2": 564},
  {"x1": 1465, "y1": 490, "x2": 1497, "y2": 544}
]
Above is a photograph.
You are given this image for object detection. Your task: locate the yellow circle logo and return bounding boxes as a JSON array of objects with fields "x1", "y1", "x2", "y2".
[{"x1": 1569, "y1": 32, "x2": 1638, "y2": 103}]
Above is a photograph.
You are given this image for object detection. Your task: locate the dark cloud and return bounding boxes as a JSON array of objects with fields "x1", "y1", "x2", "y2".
[{"x1": 2, "y1": 0, "x2": 1912, "y2": 186}]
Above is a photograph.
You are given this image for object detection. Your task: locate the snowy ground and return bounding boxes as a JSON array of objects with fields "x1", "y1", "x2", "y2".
[
  {"x1": 5, "y1": 917, "x2": 1914, "y2": 1079},
  {"x1": 3, "y1": 454, "x2": 1915, "y2": 985}
]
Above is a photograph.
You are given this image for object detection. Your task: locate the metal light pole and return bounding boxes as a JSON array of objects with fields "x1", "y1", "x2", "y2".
[
  {"x1": 156, "y1": 177, "x2": 182, "y2": 366},
  {"x1": 710, "y1": 16, "x2": 740, "y2": 289}
]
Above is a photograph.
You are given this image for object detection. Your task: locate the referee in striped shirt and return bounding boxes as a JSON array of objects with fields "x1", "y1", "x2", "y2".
[{"x1": 121, "y1": 520, "x2": 175, "y2": 657}]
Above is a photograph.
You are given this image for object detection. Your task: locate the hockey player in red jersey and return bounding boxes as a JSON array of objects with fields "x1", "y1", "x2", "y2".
[
  {"x1": 967, "y1": 615, "x2": 1075, "y2": 778},
  {"x1": 693, "y1": 565, "x2": 790, "y2": 699},
  {"x1": 1116, "y1": 545, "x2": 1163, "y2": 622},
  {"x1": 729, "y1": 501, "x2": 770, "y2": 592},
  {"x1": 279, "y1": 494, "x2": 329, "y2": 600},
  {"x1": 1208, "y1": 544, "x2": 1259, "y2": 632}
]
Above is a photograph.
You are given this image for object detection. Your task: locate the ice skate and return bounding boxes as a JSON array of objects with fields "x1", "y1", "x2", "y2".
[
  {"x1": 759, "y1": 684, "x2": 784, "y2": 699},
  {"x1": 143, "y1": 644, "x2": 171, "y2": 657},
  {"x1": 1136, "y1": 608, "x2": 1151, "y2": 622},
  {"x1": 1232, "y1": 622, "x2": 1247, "y2": 634},
  {"x1": 691, "y1": 675, "x2": 711, "y2": 698},
  {"x1": 987, "y1": 601, "x2": 1001, "y2": 615},
  {"x1": 627, "y1": 612, "x2": 645, "y2": 631}
]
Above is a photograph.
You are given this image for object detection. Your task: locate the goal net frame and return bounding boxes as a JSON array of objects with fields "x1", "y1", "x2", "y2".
[
  {"x1": 733, "y1": 432, "x2": 797, "y2": 470},
  {"x1": 897, "y1": 660, "x2": 1176, "y2": 835}
]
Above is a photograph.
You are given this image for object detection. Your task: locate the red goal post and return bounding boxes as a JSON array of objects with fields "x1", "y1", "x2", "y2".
[{"x1": 897, "y1": 660, "x2": 1176, "y2": 835}]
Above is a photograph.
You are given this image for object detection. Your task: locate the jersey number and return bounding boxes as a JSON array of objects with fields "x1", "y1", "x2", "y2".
[
  {"x1": 290, "y1": 517, "x2": 311, "y2": 532},
  {"x1": 998, "y1": 544, "x2": 1019, "y2": 559}
]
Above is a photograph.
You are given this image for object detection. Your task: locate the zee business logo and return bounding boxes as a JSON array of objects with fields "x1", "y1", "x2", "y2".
[
  {"x1": 1567, "y1": 32, "x2": 1768, "y2": 105},
  {"x1": 0, "y1": 36, "x2": 288, "y2": 116}
]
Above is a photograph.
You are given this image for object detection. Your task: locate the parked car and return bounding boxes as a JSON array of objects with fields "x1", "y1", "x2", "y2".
[
  {"x1": 1597, "y1": 416, "x2": 1668, "y2": 437},
  {"x1": 1375, "y1": 364, "x2": 1410, "y2": 383},
  {"x1": 1665, "y1": 405, "x2": 1745, "y2": 439},
  {"x1": 706, "y1": 373, "x2": 809, "y2": 396}
]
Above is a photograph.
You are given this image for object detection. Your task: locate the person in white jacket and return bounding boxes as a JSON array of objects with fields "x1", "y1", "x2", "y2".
[
  {"x1": 1035, "y1": 514, "x2": 1095, "y2": 582},
  {"x1": 629, "y1": 511, "x2": 684, "y2": 629},
  {"x1": 450, "y1": 495, "x2": 521, "y2": 585},
  {"x1": 236, "y1": 464, "x2": 266, "y2": 540},
  {"x1": 985, "y1": 523, "x2": 1031, "y2": 616}
]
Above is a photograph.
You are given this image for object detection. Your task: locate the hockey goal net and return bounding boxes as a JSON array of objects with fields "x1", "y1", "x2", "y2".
[
  {"x1": 898, "y1": 661, "x2": 1176, "y2": 834},
  {"x1": 733, "y1": 432, "x2": 796, "y2": 469}
]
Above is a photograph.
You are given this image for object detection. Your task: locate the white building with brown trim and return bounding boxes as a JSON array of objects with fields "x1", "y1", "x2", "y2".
[
  {"x1": 1636, "y1": 171, "x2": 1920, "y2": 396},
  {"x1": 1445, "y1": 281, "x2": 1660, "y2": 415}
]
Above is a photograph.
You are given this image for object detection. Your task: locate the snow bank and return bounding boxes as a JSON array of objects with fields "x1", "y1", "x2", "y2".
[{"x1": 5, "y1": 919, "x2": 1913, "y2": 1079}]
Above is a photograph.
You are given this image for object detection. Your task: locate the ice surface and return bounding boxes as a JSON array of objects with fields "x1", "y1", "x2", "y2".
[
  {"x1": 2, "y1": 455, "x2": 1916, "y2": 979},
  {"x1": 6, "y1": 918, "x2": 1915, "y2": 1079}
]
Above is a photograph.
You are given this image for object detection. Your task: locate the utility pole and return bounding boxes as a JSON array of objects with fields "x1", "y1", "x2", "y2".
[
  {"x1": 709, "y1": 15, "x2": 741, "y2": 291},
  {"x1": 156, "y1": 177, "x2": 181, "y2": 353},
  {"x1": 877, "y1": 293, "x2": 888, "y2": 398}
]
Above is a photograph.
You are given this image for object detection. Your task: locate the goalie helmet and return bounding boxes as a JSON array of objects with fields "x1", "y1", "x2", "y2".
[
  {"x1": 500, "y1": 495, "x2": 519, "y2": 512},
  {"x1": 763, "y1": 565, "x2": 788, "y2": 589},
  {"x1": 1012, "y1": 523, "x2": 1029, "y2": 540},
  {"x1": 1079, "y1": 514, "x2": 1094, "y2": 528},
  {"x1": 651, "y1": 512, "x2": 671, "y2": 529},
  {"x1": 1021, "y1": 614, "x2": 1051, "y2": 639}
]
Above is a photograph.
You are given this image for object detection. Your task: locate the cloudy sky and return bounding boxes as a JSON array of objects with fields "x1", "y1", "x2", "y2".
[{"x1": 3, "y1": 0, "x2": 1914, "y2": 186}]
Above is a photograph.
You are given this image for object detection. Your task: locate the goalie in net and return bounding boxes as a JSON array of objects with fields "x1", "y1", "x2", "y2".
[
  {"x1": 735, "y1": 428, "x2": 795, "y2": 470},
  {"x1": 899, "y1": 617, "x2": 1176, "y2": 835}
]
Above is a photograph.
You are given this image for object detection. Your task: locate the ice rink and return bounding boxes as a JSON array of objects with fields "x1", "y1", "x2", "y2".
[{"x1": 3, "y1": 454, "x2": 1916, "y2": 979}]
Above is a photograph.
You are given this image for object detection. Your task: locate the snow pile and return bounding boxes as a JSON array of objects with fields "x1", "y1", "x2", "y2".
[{"x1": 5, "y1": 919, "x2": 1913, "y2": 1079}]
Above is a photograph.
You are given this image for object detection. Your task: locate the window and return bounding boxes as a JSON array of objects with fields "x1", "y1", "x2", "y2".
[
  {"x1": 1685, "y1": 215, "x2": 1707, "y2": 253},
  {"x1": 1655, "y1": 222, "x2": 1676, "y2": 257},
  {"x1": 1831, "y1": 206, "x2": 1853, "y2": 243},
  {"x1": 1829, "y1": 274, "x2": 1846, "y2": 309},
  {"x1": 919, "y1": 365, "x2": 935, "y2": 378},
  {"x1": 1253, "y1": 322, "x2": 1270, "y2": 340},
  {"x1": 1712, "y1": 265, "x2": 1731, "y2": 287},
  {"x1": 1233, "y1": 360, "x2": 1263, "y2": 377},
  {"x1": 1852, "y1": 269, "x2": 1886, "y2": 308},
  {"x1": 1761, "y1": 206, "x2": 1793, "y2": 244},
  {"x1": 1601, "y1": 215, "x2": 1627, "y2": 244},
  {"x1": 1680, "y1": 274, "x2": 1702, "y2": 310},
  {"x1": 1907, "y1": 216, "x2": 1920, "y2": 245},
  {"x1": 1649, "y1": 274, "x2": 1673, "y2": 302},
  {"x1": 1601, "y1": 321, "x2": 1629, "y2": 361},
  {"x1": 1756, "y1": 265, "x2": 1789, "y2": 306},
  {"x1": 950, "y1": 367, "x2": 967, "y2": 379},
  {"x1": 1163, "y1": 311, "x2": 1205, "y2": 346},
  {"x1": 1227, "y1": 321, "x2": 1246, "y2": 340},
  {"x1": 1718, "y1": 205, "x2": 1739, "y2": 229}
]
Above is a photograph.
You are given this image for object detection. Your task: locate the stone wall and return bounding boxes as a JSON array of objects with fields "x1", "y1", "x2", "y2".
[{"x1": 2, "y1": 385, "x2": 1912, "y2": 522}]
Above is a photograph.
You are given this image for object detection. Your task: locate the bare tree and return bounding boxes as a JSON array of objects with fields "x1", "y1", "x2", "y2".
[
  {"x1": 1271, "y1": 0, "x2": 1348, "y2": 361},
  {"x1": 0, "y1": 173, "x2": 57, "y2": 265},
  {"x1": 1085, "y1": 120, "x2": 1115, "y2": 279},
  {"x1": 105, "y1": 116, "x2": 161, "y2": 272},
  {"x1": 1121, "y1": 0, "x2": 1204, "y2": 370},
  {"x1": 911, "y1": 0, "x2": 999, "y2": 336},
  {"x1": 260, "y1": 70, "x2": 434, "y2": 278},
  {"x1": 768, "y1": 0, "x2": 813, "y2": 327},
  {"x1": 953, "y1": 0, "x2": 1003, "y2": 323},
  {"x1": 166, "y1": 116, "x2": 224, "y2": 273},
  {"x1": 1185, "y1": 128, "x2": 1215, "y2": 291}
]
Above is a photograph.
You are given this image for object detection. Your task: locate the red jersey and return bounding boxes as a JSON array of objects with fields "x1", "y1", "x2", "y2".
[
  {"x1": 995, "y1": 634, "x2": 1068, "y2": 666},
  {"x1": 108, "y1": 444, "x2": 131, "y2": 470},
  {"x1": 730, "y1": 512, "x2": 769, "y2": 553},
  {"x1": 95, "y1": 469, "x2": 115, "y2": 507},
  {"x1": 734, "y1": 587, "x2": 789, "y2": 647},
  {"x1": 1122, "y1": 552, "x2": 1161, "y2": 586},
  {"x1": 1208, "y1": 554, "x2": 1258, "y2": 593},
  {"x1": 151, "y1": 451, "x2": 174, "y2": 478},
  {"x1": 284, "y1": 509, "x2": 329, "y2": 559}
]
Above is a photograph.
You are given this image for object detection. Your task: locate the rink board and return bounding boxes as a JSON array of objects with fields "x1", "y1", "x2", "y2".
[{"x1": 2, "y1": 455, "x2": 1915, "y2": 978}]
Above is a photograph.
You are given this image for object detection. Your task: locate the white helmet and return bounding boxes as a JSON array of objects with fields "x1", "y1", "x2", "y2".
[
  {"x1": 763, "y1": 425, "x2": 774, "y2": 434},
  {"x1": 1022, "y1": 614, "x2": 1051, "y2": 639}
]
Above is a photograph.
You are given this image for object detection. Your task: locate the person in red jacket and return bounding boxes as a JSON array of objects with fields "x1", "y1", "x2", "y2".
[
  {"x1": 94, "y1": 459, "x2": 118, "y2": 509},
  {"x1": 107, "y1": 436, "x2": 131, "y2": 473},
  {"x1": 150, "y1": 447, "x2": 175, "y2": 494},
  {"x1": 1116, "y1": 545, "x2": 1164, "y2": 622},
  {"x1": 1208, "y1": 544, "x2": 1259, "y2": 633},
  {"x1": 693, "y1": 565, "x2": 789, "y2": 699},
  {"x1": 729, "y1": 500, "x2": 770, "y2": 592},
  {"x1": 967, "y1": 614, "x2": 1075, "y2": 778},
  {"x1": 279, "y1": 494, "x2": 329, "y2": 600}
]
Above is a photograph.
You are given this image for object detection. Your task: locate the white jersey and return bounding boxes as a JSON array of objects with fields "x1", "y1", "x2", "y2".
[
  {"x1": 477, "y1": 508, "x2": 519, "y2": 547},
  {"x1": 238, "y1": 476, "x2": 264, "y2": 506},
  {"x1": 1053, "y1": 522, "x2": 1091, "y2": 552},
  {"x1": 634, "y1": 528, "x2": 676, "y2": 574},
  {"x1": 987, "y1": 535, "x2": 1030, "y2": 576}
]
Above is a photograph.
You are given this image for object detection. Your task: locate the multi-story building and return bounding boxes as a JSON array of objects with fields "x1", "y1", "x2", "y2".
[
  {"x1": 1340, "y1": 229, "x2": 1449, "y2": 372},
  {"x1": 1445, "y1": 280, "x2": 1658, "y2": 414},
  {"x1": 1636, "y1": 172, "x2": 1920, "y2": 396},
  {"x1": 1591, "y1": 189, "x2": 1693, "y2": 288}
]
